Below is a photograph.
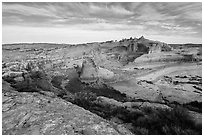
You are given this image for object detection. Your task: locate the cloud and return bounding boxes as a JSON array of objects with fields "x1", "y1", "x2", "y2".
[
  {"x1": 134, "y1": 3, "x2": 178, "y2": 22},
  {"x1": 2, "y1": 2, "x2": 202, "y2": 44},
  {"x1": 88, "y1": 3, "x2": 134, "y2": 17},
  {"x1": 2, "y1": 3, "x2": 58, "y2": 18}
]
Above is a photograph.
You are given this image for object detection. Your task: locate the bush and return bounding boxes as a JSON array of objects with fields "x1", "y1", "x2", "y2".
[
  {"x1": 62, "y1": 78, "x2": 201, "y2": 135},
  {"x1": 51, "y1": 75, "x2": 65, "y2": 89},
  {"x1": 131, "y1": 106, "x2": 202, "y2": 135},
  {"x1": 64, "y1": 89, "x2": 202, "y2": 135},
  {"x1": 184, "y1": 101, "x2": 202, "y2": 113},
  {"x1": 65, "y1": 77, "x2": 83, "y2": 93},
  {"x1": 72, "y1": 90, "x2": 97, "y2": 110},
  {"x1": 84, "y1": 86, "x2": 127, "y2": 102}
]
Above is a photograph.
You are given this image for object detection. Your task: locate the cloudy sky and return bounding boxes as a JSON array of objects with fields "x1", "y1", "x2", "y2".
[{"x1": 2, "y1": 2, "x2": 202, "y2": 44}]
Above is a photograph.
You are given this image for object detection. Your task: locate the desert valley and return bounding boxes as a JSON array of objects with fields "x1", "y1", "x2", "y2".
[{"x1": 2, "y1": 36, "x2": 202, "y2": 134}]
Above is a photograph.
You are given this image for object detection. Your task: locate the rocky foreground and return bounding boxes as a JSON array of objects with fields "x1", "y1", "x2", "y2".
[{"x1": 3, "y1": 80, "x2": 131, "y2": 135}]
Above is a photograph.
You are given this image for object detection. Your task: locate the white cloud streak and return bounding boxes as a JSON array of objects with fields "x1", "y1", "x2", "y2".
[{"x1": 2, "y1": 2, "x2": 202, "y2": 44}]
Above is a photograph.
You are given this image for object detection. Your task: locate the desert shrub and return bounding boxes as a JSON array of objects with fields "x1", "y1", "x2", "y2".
[
  {"x1": 120, "y1": 53, "x2": 144, "y2": 65},
  {"x1": 90, "y1": 104, "x2": 201, "y2": 135},
  {"x1": 62, "y1": 76, "x2": 201, "y2": 135},
  {"x1": 65, "y1": 77, "x2": 83, "y2": 93},
  {"x1": 84, "y1": 85, "x2": 127, "y2": 102},
  {"x1": 197, "y1": 48, "x2": 202, "y2": 56},
  {"x1": 51, "y1": 75, "x2": 65, "y2": 89},
  {"x1": 133, "y1": 127, "x2": 149, "y2": 135},
  {"x1": 131, "y1": 106, "x2": 202, "y2": 135},
  {"x1": 3, "y1": 77, "x2": 16, "y2": 84},
  {"x1": 71, "y1": 90, "x2": 97, "y2": 110},
  {"x1": 66, "y1": 68, "x2": 80, "y2": 80},
  {"x1": 184, "y1": 101, "x2": 202, "y2": 113},
  {"x1": 30, "y1": 70, "x2": 47, "y2": 79},
  {"x1": 70, "y1": 92, "x2": 141, "y2": 122},
  {"x1": 64, "y1": 77, "x2": 127, "y2": 102}
]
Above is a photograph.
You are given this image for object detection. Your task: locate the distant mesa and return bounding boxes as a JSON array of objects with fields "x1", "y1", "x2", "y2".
[
  {"x1": 107, "y1": 36, "x2": 171, "y2": 54},
  {"x1": 126, "y1": 36, "x2": 172, "y2": 54}
]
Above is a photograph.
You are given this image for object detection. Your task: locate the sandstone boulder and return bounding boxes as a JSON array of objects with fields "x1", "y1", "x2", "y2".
[
  {"x1": 80, "y1": 57, "x2": 98, "y2": 82},
  {"x1": 79, "y1": 57, "x2": 114, "y2": 82},
  {"x1": 96, "y1": 96, "x2": 123, "y2": 108}
]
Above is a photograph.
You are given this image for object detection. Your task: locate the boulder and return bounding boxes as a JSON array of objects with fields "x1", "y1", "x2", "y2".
[
  {"x1": 80, "y1": 57, "x2": 98, "y2": 82},
  {"x1": 2, "y1": 71, "x2": 24, "y2": 84},
  {"x1": 13, "y1": 76, "x2": 24, "y2": 83},
  {"x1": 3, "y1": 71, "x2": 23, "y2": 79},
  {"x1": 4, "y1": 61, "x2": 20, "y2": 68},
  {"x1": 96, "y1": 96, "x2": 123, "y2": 108},
  {"x1": 79, "y1": 57, "x2": 114, "y2": 82},
  {"x1": 9, "y1": 64, "x2": 21, "y2": 71}
]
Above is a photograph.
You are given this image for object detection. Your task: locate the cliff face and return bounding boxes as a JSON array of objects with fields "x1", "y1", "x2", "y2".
[
  {"x1": 111, "y1": 36, "x2": 172, "y2": 65},
  {"x1": 107, "y1": 36, "x2": 171, "y2": 55},
  {"x1": 126, "y1": 36, "x2": 171, "y2": 54}
]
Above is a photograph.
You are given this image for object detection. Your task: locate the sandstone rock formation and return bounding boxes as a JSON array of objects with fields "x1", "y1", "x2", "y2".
[
  {"x1": 98, "y1": 67, "x2": 114, "y2": 79},
  {"x1": 79, "y1": 57, "x2": 114, "y2": 82},
  {"x1": 80, "y1": 57, "x2": 99, "y2": 82},
  {"x1": 127, "y1": 36, "x2": 172, "y2": 53},
  {"x1": 2, "y1": 61, "x2": 63, "y2": 96},
  {"x1": 107, "y1": 36, "x2": 172, "y2": 65},
  {"x1": 96, "y1": 96, "x2": 170, "y2": 110},
  {"x1": 2, "y1": 37, "x2": 202, "y2": 135}
]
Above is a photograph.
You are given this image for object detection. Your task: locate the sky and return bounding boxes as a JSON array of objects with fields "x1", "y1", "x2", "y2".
[{"x1": 2, "y1": 2, "x2": 202, "y2": 44}]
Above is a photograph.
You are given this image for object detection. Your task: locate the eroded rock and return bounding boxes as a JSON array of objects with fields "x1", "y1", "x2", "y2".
[
  {"x1": 3, "y1": 61, "x2": 64, "y2": 96},
  {"x1": 79, "y1": 57, "x2": 114, "y2": 82},
  {"x1": 126, "y1": 36, "x2": 171, "y2": 54},
  {"x1": 80, "y1": 57, "x2": 99, "y2": 82},
  {"x1": 2, "y1": 80, "x2": 123, "y2": 135}
]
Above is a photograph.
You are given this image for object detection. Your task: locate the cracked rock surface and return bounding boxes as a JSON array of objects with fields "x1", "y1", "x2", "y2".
[{"x1": 2, "y1": 80, "x2": 122, "y2": 135}]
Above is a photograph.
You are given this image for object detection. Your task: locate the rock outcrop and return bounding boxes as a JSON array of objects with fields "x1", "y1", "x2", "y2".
[
  {"x1": 127, "y1": 36, "x2": 172, "y2": 53},
  {"x1": 2, "y1": 37, "x2": 202, "y2": 135},
  {"x1": 98, "y1": 67, "x2": 114, "y2": 80},
  {"x1": 79, "y1": 57, "x2": 114, "y2": 82},
  {"x1": 107, "y1": 36, "x2": 172, "y2": 65},
  {"x1": 2, "y1": 80, "x2": 124, "y2": 135},
  {"x1": 2, "y1": 61, "x2": 63, "y2": 96},
  {"x1": 80, "y1": 57, "x2": 99, "y2": 82}
]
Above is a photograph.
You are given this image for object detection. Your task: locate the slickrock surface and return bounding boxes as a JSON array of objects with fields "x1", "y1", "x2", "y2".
[{"x1": 2, "y1": 80, "x2": 123, "y2": 135}]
